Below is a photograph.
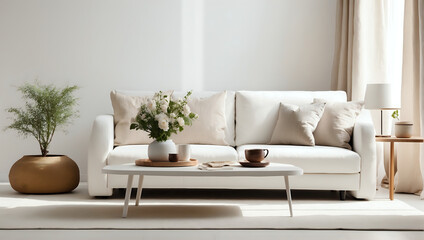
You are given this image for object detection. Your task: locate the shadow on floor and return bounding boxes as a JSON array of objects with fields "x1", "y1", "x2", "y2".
[{"x1": 105, "y1": 188, "x2": 352, "y2": 201}]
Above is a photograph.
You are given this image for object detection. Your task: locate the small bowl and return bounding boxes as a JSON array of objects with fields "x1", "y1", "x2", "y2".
[
  {"x1": 395, "y1": 121, "x2": 413, "y2": 138},
  {"x1": 168, "y1": 153, "x2": 178, "y2": 162}
]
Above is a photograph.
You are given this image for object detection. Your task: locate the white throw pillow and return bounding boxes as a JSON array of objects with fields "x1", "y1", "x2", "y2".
[
  {"x1": 313, "y1": 99, "x2": 364, "y2": 149},
  {"x1": 110, "y1": 90, "x2": 152, "y2": 145},
  {"x1": 269, "y1": 102, "x2": 326, "y2": 146},
  {"x1": 171, "y1": 91, "x2": 229, "y2": 145}
]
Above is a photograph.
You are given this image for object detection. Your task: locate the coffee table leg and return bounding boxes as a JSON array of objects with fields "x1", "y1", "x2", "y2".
[
  {"x1": 135, "y1": 175, "x2": 144, "y2": 206},
  {"x1": 284, "y1": 176, "x2": 293, "y2": 217},
  {"x1": 122, "y1": 174, "x2": 134, "y2": 218}
]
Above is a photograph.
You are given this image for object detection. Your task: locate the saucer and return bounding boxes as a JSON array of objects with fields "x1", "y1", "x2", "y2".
[{"x1": 239, "y1": 160, "x2": 269, "y2": 168}]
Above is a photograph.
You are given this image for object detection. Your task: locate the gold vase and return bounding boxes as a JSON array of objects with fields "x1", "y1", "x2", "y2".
[{"x1": 9, "y1": 155, "x2": 80, "y2": 194}]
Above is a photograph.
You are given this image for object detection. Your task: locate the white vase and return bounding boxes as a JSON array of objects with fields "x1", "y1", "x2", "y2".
[{"x1": 148, "y1": 140, "x2": 176, "y2": 162}]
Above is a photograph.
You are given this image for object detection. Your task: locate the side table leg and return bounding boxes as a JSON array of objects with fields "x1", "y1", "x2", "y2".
[
  {"x1": 135, "y1": 175, "x2": 144, "y2": 206},
  {"x1": 122, "y1": 174, "x2": 134, "y2": 218},
  {"x1": 284, "y1": 176, "x2": 293, "y2": 217},
  {"x1": 390, "y1": 142, "x2": 395, "y2": 200}
]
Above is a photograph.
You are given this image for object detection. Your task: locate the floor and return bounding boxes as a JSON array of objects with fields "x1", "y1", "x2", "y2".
[
  {"x1": 1, "y1": 183, "x2": 423, "y2": 240},
  {"x1": 2, "y1": 229, "x2": 423, "y2": 240}
]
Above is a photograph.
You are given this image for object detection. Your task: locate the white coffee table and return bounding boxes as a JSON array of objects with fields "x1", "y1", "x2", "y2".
[{"x1": 102, "y1": 163, "x2": 303, "y2": 218}]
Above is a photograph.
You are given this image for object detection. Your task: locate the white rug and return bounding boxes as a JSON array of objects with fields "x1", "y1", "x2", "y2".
[{"x1": 0, "y1": 184, "x2": 423, "y2": 230}]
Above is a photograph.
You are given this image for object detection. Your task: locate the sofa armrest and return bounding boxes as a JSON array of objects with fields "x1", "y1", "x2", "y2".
[
  {"x1": 87, "y1": 114, "x2": 114, "y2": 196},
  {"x1": 351, "y1": 110, "x2": 377, "y2": 200}
]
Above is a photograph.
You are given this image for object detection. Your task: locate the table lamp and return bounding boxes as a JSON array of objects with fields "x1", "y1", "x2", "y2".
[{"x1": 364, "y1": 83, "x2": 400, "y2": 137}]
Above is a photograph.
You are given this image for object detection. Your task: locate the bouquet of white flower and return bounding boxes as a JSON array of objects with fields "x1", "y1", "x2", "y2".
[{"x1": 130, "y1": 91, "x2": 198, "y2": 142}]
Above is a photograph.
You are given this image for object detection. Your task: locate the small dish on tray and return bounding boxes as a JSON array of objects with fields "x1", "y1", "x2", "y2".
[{"x1": 239, "y1": 160, "x2": 269, "y2": 168}]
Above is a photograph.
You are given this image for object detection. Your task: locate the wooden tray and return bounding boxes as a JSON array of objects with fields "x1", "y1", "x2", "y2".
[{"x1": 135, "y1": 159, "x2": 198, "y2": 167}]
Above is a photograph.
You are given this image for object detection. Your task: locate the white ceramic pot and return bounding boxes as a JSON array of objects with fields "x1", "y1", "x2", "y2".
[
  {"x1": 148, "y1": 140, "x2": 176, "y2": 162},
  {"x1": 177, "y1": 144, "x2": 191, "y2": 162},
  {"x1": 395, "y1": 121, "x2": 413, "y2": 138}
]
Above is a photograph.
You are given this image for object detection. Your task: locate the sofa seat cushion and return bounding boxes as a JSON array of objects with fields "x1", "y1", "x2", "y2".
[
  {"x1": 237, "y1": 145, "x2": 360, "y2": 174},
  {"x1": 108, "y1": 145, "x2": 238, "y2": 165}
]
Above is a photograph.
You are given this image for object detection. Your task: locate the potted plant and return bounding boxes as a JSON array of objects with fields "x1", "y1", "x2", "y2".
[
  {"x1": 130, "y1": 91, "x2": 198, "y2": 161},
  {"x1": 6, "y1": 82, "x2": 80, "y2": 194}
]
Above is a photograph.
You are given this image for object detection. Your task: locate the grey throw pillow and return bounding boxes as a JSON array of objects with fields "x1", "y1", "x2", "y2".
[
  {"x1": 269, "y1": 102, "x2": 326, "y2": 146},
  {"x1": 313, "y1": 99, "x2": 364, "y2": 149}
]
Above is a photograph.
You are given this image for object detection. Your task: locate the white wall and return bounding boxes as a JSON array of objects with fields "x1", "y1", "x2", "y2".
[
  {"x1": 203, "y1": 0, "x2": 336, "y2": 90},
  {"x1": 0, "y1": 0, "x2": 336, "y2": 182}
]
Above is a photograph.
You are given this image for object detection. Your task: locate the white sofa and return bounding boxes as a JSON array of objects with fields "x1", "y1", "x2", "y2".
[{"x1": 88, "y1": 91, "x2": 376, "y2": 199}]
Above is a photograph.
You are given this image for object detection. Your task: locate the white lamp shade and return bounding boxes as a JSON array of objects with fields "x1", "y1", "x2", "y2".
[{"x1": 364, "y1": 83, "x2": 400, "y2": 110}]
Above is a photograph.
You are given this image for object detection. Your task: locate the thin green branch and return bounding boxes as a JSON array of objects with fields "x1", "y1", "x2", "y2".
[{"x1": 5, "y1": 82, "x2": 79, "y2": 156}]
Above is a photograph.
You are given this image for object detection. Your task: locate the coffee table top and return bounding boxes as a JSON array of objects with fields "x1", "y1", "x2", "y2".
[{"x1": 103, "y1": 163, "x2": 303, "y2": 177}]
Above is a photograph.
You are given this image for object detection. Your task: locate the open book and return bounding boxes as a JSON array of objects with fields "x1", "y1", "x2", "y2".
[{"x1": 198, "y1": 161, "x2": 237, "y2": 170}]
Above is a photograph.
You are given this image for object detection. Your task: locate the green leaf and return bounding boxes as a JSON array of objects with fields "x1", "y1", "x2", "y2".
[
  {"x1": 5, "y1": 81, "x2": 79, "y2": 156},
  {"x1": 391, "y1": 110, "x2": 399, "y2": 120}
]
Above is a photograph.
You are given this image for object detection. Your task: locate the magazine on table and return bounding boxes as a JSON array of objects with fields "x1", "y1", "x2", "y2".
[{"x1": 198, "y1": 161, "x2": 237, "y2": 170}]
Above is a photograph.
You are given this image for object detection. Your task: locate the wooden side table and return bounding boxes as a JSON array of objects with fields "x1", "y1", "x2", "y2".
[{"x1": 375, "y1": 136, "x2": 424, "y2": 200}]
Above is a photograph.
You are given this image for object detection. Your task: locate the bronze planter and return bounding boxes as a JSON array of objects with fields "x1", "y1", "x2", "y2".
[{"x1": 9, "y1": 155, "x2": 80, "y2": 194}]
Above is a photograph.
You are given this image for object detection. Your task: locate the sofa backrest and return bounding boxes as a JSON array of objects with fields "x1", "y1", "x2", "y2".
[
  {"x1": 235, "y1": 91, "x2": 347, "y2": 146},
  {"x1": 116, "y1": 90, "x2": 236, "y2": 146},
  {"x1": 113, "y1": 90, "x2": 347, "y2": 147}
]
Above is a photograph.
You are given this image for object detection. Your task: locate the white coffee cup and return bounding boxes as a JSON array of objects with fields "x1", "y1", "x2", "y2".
[{"x1": 177, "y1": 144, "x2": 191, "y2": 162}]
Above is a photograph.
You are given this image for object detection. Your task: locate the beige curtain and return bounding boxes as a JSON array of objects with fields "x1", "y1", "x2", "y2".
[
  {"x1": 331, "y1": 0, "x2": 354, "y2": 99},
  {"x1": 332, "y1": 0, "x2": 392, "y2": 190},
  {"x1": 331, "y1": 0, "x2": 389, "y2": 101},
  {"x1": 397, "y1": 0, "x2": 424, "y2": 197},
  {"x1": 332, "y1": 0, "x2": 424, "y2": 198}
]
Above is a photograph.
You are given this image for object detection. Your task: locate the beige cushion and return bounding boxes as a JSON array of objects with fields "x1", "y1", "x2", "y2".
[
  {"x1": 110, "y1": 91, "x2": 152, "y2": 145},
  {"x1": 171, "y1": 91, "x2": 228, "y2": 145},
  {"x1": 313, "y1": 99, "x2": 364, "y2": 149},
  {"x1": 111, "y1": 90, "x2": 228, "y2": 145},
  {"x1": 269, "y1": 102, "x2": 326, "y2": 146},
  {"x1": 115, "y1": 90, "x2": 236, "y2": 146}
]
